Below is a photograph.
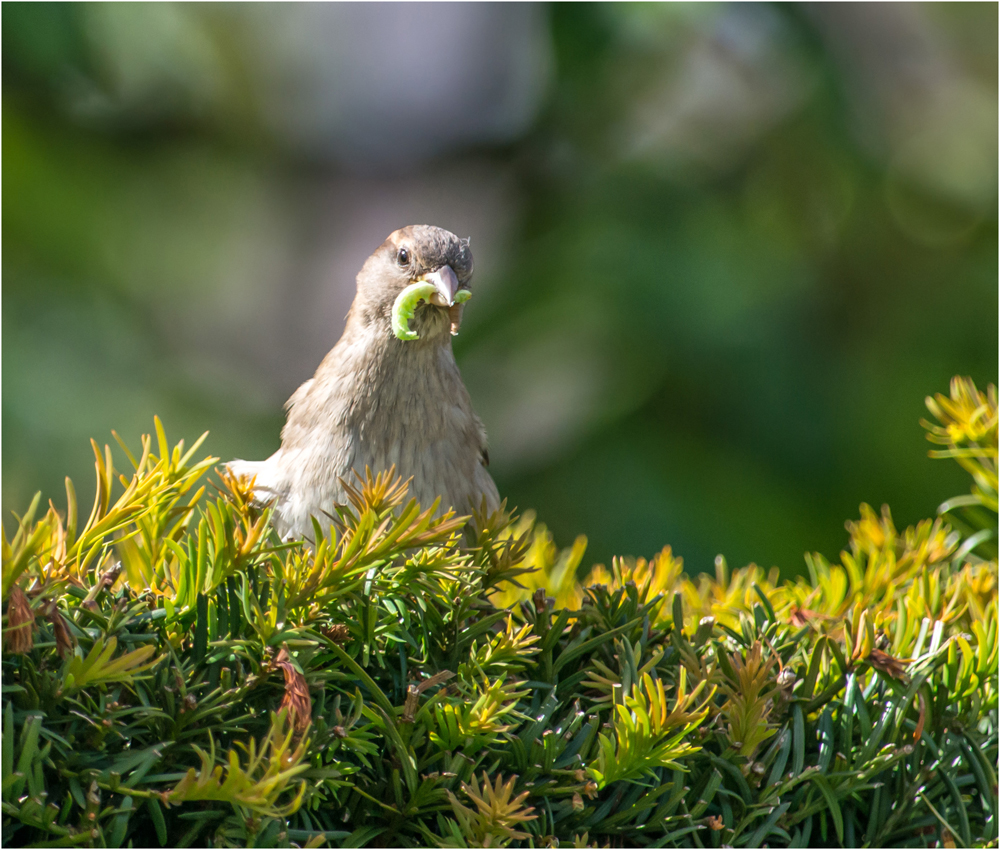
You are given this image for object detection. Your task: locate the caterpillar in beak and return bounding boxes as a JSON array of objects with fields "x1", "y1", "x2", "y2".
[{"x1": 392, "y1": 281, "x2": 471, "y2": 341}]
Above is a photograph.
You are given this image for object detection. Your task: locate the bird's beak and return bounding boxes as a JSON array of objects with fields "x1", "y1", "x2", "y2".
[{"x1": 421, "y1": 266, "x2": 461, "y2": 307}]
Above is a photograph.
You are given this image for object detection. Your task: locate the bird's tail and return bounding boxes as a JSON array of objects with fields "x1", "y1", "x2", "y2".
[
  {"x1": 226, "y1": 458, "x2": 264, "y2": 485},
  {"x1": 225, "y1": 458, "x2": 282, "y2": 503},
  {"x1": 226, "y1": 455, "x2": 295, "y2": 539}
]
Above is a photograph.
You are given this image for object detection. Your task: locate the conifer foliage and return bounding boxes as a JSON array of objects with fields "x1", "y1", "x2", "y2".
[{"x1": 2, "y1": 377, "x2": 997, "y2": 848}]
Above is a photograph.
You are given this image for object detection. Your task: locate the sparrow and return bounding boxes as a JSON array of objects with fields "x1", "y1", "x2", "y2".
[{"x1": 228, "y1": 225, "x2": 500, "y2": 539}]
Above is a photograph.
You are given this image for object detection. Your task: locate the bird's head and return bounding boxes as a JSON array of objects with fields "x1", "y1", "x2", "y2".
[{"x1": 355, "y1": 225, "x2": 475, "y2": 341}]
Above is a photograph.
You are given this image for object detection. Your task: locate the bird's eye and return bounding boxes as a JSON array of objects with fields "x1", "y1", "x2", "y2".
[{"x1": 396, "y1": 248, "x2": 410, "y2": 266}]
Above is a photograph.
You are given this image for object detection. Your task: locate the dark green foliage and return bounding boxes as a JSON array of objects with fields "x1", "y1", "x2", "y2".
[{"x1": 2, "y1": 377, "x2": 997, "y2": 848}]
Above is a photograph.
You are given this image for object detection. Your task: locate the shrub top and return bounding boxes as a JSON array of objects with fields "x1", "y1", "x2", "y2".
[{"x1": 2, "y1": 376, "x2": 997, "y2": 848}]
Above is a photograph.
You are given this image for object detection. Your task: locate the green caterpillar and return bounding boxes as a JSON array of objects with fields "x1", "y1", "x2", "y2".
[{"x1": 392, "y1": 282, "x2": 472, "y2": 341}]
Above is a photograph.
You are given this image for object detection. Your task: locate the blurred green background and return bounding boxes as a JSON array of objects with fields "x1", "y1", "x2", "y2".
[{"x1": 3, "y1": 3, "x2": 997, "y2": 576}]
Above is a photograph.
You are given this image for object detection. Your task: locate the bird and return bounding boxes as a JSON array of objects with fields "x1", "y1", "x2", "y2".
[{"x1": 228, "y1": 225, "x2": 500, "y2": 540}]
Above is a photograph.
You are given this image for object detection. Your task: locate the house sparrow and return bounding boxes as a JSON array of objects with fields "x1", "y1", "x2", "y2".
[{"x1": 228, "y1": 225, "x2": 499, "y2": 539}]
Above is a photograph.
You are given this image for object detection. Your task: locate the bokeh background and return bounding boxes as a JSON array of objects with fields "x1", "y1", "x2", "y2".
[{"x1": 3, "y1": 3, "x2": 997, "y2": 576}]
